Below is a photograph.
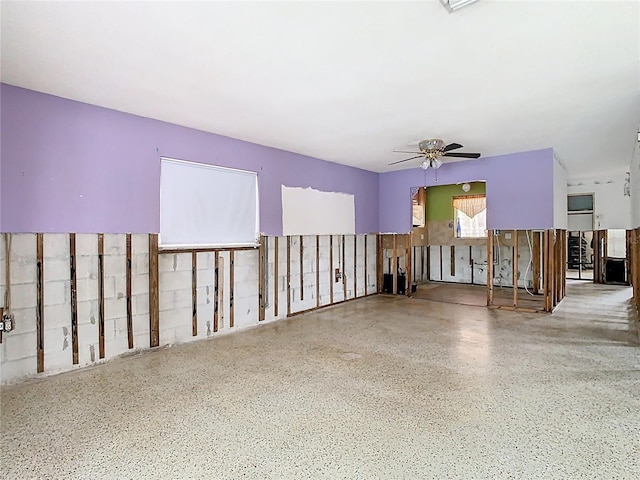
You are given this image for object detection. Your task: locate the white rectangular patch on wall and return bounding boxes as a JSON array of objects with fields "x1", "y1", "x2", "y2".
[
  {"x1": 282, "y1": 186, "x2": 355, "y2": 236},
  {"x1": 160, "y1": 158, "x2": 259, "y2": 248}
]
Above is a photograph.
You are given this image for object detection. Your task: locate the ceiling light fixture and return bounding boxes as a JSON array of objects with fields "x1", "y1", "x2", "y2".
[
  {"x1": 420, "y1": 158, "x2": 444, "y2": 170},
  {"x1": 440, "y1": 0, "x2": 480, "y2": 13}
]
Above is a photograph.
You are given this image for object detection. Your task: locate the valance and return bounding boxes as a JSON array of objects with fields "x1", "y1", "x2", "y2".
[{"x1": 453, "y1": 195, "x2": 486, "y2": 219}]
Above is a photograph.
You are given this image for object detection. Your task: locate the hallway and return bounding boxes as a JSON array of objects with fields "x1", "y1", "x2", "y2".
[{"x1": 1, "y1": 282, "x2": 638, "y2": 479}]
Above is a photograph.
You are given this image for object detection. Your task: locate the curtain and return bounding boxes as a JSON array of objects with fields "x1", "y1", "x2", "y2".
[{"x1": 453, "y1": 195, "x2": 486, "y2": 219}]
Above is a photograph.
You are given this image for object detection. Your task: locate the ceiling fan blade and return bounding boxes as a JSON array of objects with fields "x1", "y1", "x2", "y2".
[
  {"x1": 443, "y1": 152, "x2": 481, "y2": 159},
  {"x1": 392, "y1": 150, "x2": 421, "y2": 154},
  {"x1": 442, "y1": 142, "x2": 463, "y2": 152},
  {"x1": 388, "y1": 155, "x2": 424, "y2": 165}
]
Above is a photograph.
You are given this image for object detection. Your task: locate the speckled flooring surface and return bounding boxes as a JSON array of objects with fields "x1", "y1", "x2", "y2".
[{"x1": 1, "y1": 282, "x2": 639, "y2": 479}]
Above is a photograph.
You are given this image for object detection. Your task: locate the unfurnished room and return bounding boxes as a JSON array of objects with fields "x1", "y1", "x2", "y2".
[{"x1": 1, "y1": 1, "x2": 639, "y2": 478}]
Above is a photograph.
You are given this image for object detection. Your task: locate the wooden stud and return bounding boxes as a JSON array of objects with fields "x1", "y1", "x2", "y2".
[
  {"x1": 376, "y1": 234, "x2": 383, "y2": 293},
  {"x1": 487, "y1": 230, "x2": 494, "y2": 306},
  {"x1": 192, "y1": 251, "x2": 197, "y2": 336},
  {"x1": 149, "y1": 234, "x2": 160, "y2": 348},
  {"x1": 450, "y1": 245, "x2": 456, "y2": 277},
  {"x1": 426, "y1": 246, "x2": 431, "y2": 281},
  {"x1": 354, "y1": 235, "x2": 358, "y2": 298},
  {"x1": 513, "y1": 230, "x2": 518, "y2": 308},
  {"x1": 299, "y1": 235, "x2": 304, "y2": 301},
  {"x1": 159, "y1": 246, "x2": 256, "y2": 254},
  {"x1": 330, "y1": 235, "x2": 334, "y2": 303},
  {"x1": 316, "y1": 235, "x2": 320, "y2": 307},
  {"x1": 406, "y1": 238, "x2": 412, "y2": 297},
  {"x1": 230, "y1": 250, "x2": 235, "y2": 328},
  {"x1": 392, "y1": 234, "x2": 398, "y2": 295},
  {"x1": 125, "y1": 234, "x2": 133, "y2": 349},
  {"x1": 70, "y1": 233, "x2": 79, "y2": 363},
  {"x1": 364, "y1": 235, "x2": 368, "y2": 295},
  {"x1": 287, "y1": 236, "x2": 292, "y2": 316},
  {"x1": 439, "y1": 245, "x2": 443, "y2": 280},
  {"x1": 214, "y1": 251, "x2": 219, "y2": 332},
  {"x1": 421, "y1": 246, "x2": 425, "y2": 282},
  {"x1": 218, "y1": 255, "x2": 225, "y2": 329},
  {"x1": 272, "y1": 238, "x2": 277, "y2": 318},
  {"x1": 469, "y1": 246, "x2": 474, "y2": 284},
  {"x1": 258, "y1": 236, "x2": 266, "y2": 321},
  {"x1": 0, "y1": 306, "x2": 2, "y2": 344},
  {"x1": 532, "y1": 231, "x2": 540, "y2": 294},
  {"x1": 36, "y1": 233, "x2": 44, "y2": 373},
  {"x1": 97, "y1": 234, "x2": 105, "y2": 359},
  {"x1": 342, "y1": 235, "x2": 347, "y2": 300}
]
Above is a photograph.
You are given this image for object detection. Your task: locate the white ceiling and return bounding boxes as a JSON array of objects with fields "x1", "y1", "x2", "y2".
[{"x1": 1, "y1": 1, "x2": 638, "y2": 175}]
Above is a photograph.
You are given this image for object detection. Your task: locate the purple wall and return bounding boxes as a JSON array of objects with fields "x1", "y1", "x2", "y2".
[
  {"x1": 0, "y1": 84, "x2": 379, "y2": 234},
  {"x1": 379, "y1": 149, "x2": 555, "y2": 232}
]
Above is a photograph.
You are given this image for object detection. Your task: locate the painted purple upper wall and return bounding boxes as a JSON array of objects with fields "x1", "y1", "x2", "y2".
[
  {"x1": 0, "y1": 84, "x2": 379, "y2": 234},
  {"x1": 379, "y1": 148, "x2": 555, "y2": 233}
]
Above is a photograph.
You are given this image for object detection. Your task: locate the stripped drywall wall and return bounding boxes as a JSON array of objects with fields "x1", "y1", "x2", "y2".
[
  {"x1": 0, "y1": 84, "x2": 378, "y2": 235},
  {"x1": 379, "y1": 149, "x2": 555, "y2": 233},
  {"x1": 0, "y1": 233, "x2": 375, "y2": 384}
]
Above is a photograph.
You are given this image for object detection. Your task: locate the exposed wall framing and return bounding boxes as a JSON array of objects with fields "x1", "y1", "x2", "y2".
[{"x1": 485, "y1": 229, "x2": 565, "y2": 313}]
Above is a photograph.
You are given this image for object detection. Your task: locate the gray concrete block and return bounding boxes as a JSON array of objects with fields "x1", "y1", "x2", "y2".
[
  {"x1": 76, "y1": 299, "x2": 97, "y2": 325},
  {"x1": 8, "y1": 234, "x2": 36, "y2": 257},
  {"x1": 103, "y1": 234, "x2": 126, "y2": 256},
  {"x1": 44, "y1": 280, "x2": 68, "y2": 306},
  {"x1": 44, "y1": 303, "x2": 72, "y2": 329},
  {"x1": 9, "y1": 261, "x2": 36, "y2": 285},
  {"x1": 159, "y1": 288, "x2": 192, "y2": 312},
  {"x1": 44, "y1": 259, "x2": 71, "y2": 283},
  {"x1": 44, "y1": 234, "x2": 69, "y2": 260},
  {"x1": 9, "y1": 283, "x2": 37, "y2": 309},
  {"x1": 0, "y1": 357, "x2": 36, "y2": 385},
  {"x1": 131, "y1": 234, "x2": 149, "y2": 255},
  {"x1": 76, "y1": 256, "x2": 98, "y2": 280},
  {"x1": 159, "y1": 271, "x2": 191, "y2": 292},
  {"x1": 4, "y1": 331, "x2": 37, "y2": 361},
  {"x1": 76, "y1": 277, "x2": 98, "y2": 302},
  {"x1": 76, "y1": 234, "x2": 98, "y2": 256},
  {"x1": 133, "y1": 294, "x2": 149, "y2": 315}
]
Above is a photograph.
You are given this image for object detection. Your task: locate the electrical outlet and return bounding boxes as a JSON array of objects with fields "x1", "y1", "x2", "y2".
[
  {"x1": 335, "y1": 268, "x2": 342, "y2": 282},
  {"x1": 1, "y1": 313, "x2": 14, "y2": 332},
  {"x1": 504, "y1": 232, "x2": 512, "y2": 240}
]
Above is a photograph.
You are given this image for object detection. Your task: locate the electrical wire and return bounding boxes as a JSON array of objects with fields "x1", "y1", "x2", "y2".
[{"x1": 523, "y1": 230, "x2": 535, "y2": 296}]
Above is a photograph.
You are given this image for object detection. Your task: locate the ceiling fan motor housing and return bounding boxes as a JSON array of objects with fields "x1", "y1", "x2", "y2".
[{"x1": 418, "y1": 139, "x2": 445, "y2": 151}]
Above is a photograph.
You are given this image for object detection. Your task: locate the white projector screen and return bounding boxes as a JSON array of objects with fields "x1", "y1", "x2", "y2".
[
  {"x1": 160, "y1": 158, "x2": 259, "y2": 247},
  {"x1": 282, "y1": 186, "x2": 355, "y2": 236}
]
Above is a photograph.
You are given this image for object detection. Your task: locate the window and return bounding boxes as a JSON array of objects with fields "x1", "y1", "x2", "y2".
[
  {"x1": 453, "y1": 195, "x2": 486, "y2": 238},
  {"x1": 568, "y1": 194, "x2": 594, "y2": 212},
  {"x1": 160, "y1": 158, "x2": 259, "y2": 248}
]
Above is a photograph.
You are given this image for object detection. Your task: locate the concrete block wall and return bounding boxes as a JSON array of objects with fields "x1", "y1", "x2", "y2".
[
  {"x1": 43, "y1": 234, "x2": 72, "y2": 372},
  {"x1": 1, "y1": 234, "x2": 38, "y2": 381},
  {"x1": 0, "y1": 233, "x2": 377, "y2": 385}
]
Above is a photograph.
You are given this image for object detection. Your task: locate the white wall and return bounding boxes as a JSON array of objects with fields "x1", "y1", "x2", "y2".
[
  {"x1": 553, "y1": 155, "x2": 568, "y2": 229},
  {"x1": 567, "y1": 170, "x2": 632, "y2": 230}
]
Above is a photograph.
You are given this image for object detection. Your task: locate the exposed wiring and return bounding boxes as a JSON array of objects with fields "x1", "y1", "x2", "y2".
[{"x1": 523, "y1": 230, "x2": 535, "y2": 296}]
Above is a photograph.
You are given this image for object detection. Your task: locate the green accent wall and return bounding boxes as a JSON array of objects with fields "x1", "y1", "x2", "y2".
[{"x1": 426, "y1": 182, "x2": 486, "y2": 222}]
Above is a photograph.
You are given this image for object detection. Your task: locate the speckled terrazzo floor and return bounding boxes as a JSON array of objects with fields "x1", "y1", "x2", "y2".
[{"x1": 1, "y1": 282, "x2": 639, "y2": 479}]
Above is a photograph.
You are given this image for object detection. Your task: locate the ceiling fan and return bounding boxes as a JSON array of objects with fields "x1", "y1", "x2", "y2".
[{"x1": 390, "y1": 139, "x2": 481, "y2": 169}]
